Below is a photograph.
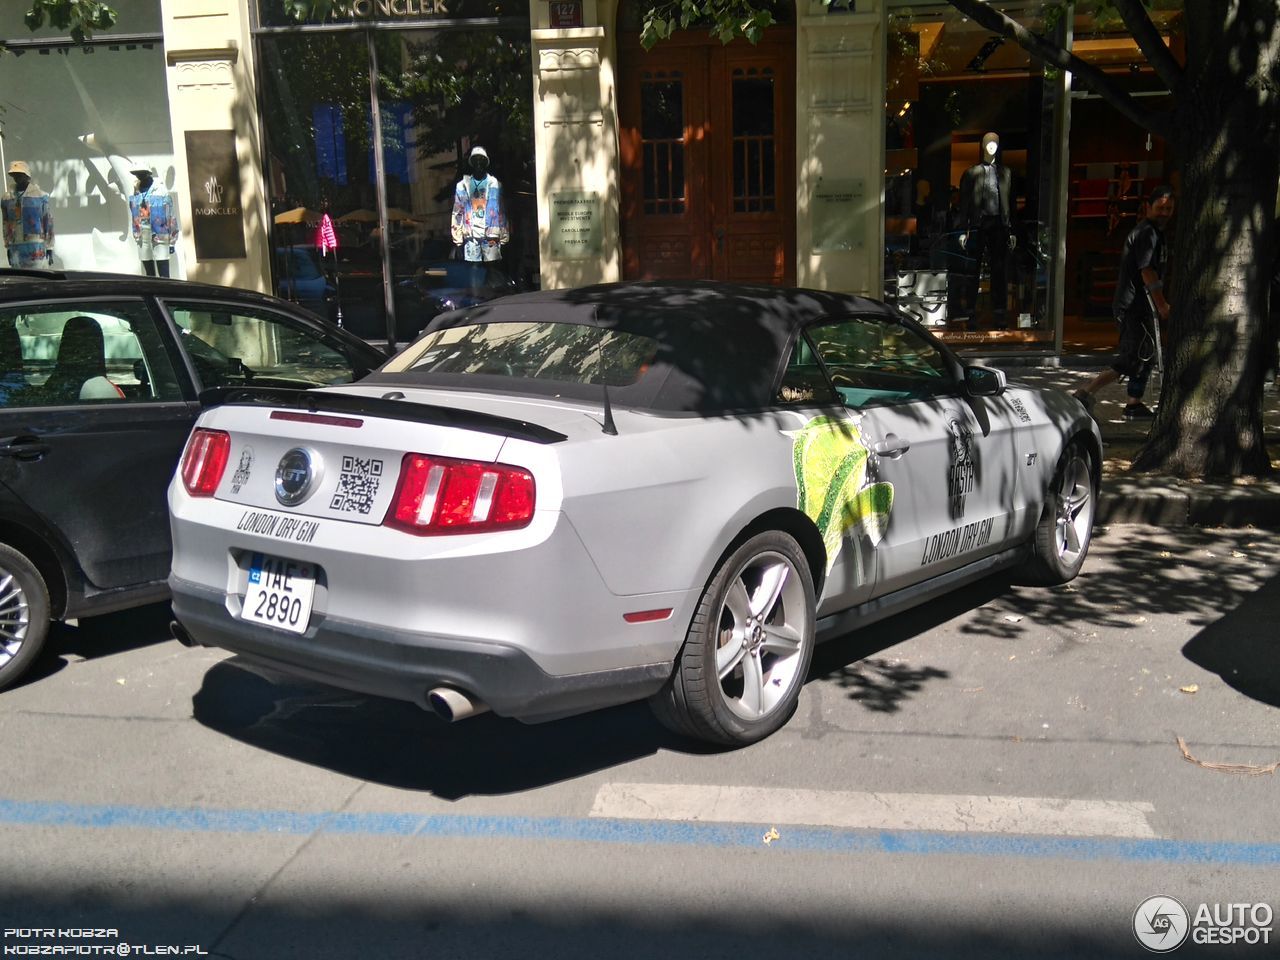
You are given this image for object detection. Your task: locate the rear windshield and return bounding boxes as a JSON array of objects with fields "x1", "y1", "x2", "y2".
[{"x1": 383, "y1": 321, "x2": 660, "y2": 387}]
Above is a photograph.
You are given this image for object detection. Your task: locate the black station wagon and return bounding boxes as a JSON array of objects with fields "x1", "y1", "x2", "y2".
[{"x1": 0, "y1": 270, "x2": 384, "y2": 691}]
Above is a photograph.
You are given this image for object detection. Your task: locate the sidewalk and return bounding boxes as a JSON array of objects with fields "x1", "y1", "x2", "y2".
[{"x1": 1003, "y1": 358, "x2": 1280, "y2": 528}]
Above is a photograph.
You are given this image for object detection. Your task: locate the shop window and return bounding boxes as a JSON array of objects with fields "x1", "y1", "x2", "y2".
[
  {"x1": 882, "y1": 5, "x2": 1063, "y2": 350},
  {"x1": 0, "y1": 43, "x2": 177, "y2": 277}
]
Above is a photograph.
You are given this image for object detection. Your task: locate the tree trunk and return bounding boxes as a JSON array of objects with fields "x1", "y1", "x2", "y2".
[{"x1": 1132, "y1": 1, "x2": 1279, "y2": 477}]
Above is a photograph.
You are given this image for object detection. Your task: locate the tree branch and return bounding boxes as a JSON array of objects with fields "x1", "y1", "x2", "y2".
[
  {"x1": 1111, "y1": 0, "x2": 1183, "y2": 94},
  {"x1": 945, "y1": 0, "x2": 1170, "y2": 140}
]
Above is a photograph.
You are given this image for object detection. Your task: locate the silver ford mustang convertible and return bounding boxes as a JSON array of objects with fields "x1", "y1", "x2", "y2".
[{"x1": 168, "y1": 282, "x2": 1100, "y2": 746}]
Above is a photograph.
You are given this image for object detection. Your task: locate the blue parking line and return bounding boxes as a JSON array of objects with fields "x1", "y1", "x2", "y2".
[{"x1": 2, "y1": 797, "x2": 1278, "y2": 867}]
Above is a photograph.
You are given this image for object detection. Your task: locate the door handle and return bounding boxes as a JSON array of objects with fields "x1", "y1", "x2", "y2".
[
  {"x1": 872, "y1": 433, "x2": 911, "y2": 458},
  {"x1": 0, "y1": 436, "x2": 51, "y2": 461},
  {"x1": 715, "y1": 228, "x2": 725, "y2": 253}
]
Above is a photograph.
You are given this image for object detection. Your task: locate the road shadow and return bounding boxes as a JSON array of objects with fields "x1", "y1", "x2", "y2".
[
  {"x1": 1, "y1": 883, "x2": 1155, "y2": 960},
  {"x1": 808, "y1": 573, "x2": 1008, "y2": 711},
  {"x1": 1181, "y1": 569, "x2": 1280, "y2": 708},
  {"x1": 191, "y1": 658, "x2": 707, "y2": 799},
  {"x1": 191, "y1": 573, "x2": 1011, "y2": 789},
  {"x1": 955, "y1": 527, "x2": 1277, "y2": 654},
  {"x1": 11, "y1": 601, "x2": 175, "y2": 691}
]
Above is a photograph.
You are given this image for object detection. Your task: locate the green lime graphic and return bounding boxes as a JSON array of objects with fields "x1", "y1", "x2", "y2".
[{"x1": 792, "y1": 416, "x2": 895, "y2": 573}]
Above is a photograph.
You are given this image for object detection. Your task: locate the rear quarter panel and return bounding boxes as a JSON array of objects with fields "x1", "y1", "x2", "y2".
[{"x1": 541, "y1": 409, "x2": 815, "y2": 599}]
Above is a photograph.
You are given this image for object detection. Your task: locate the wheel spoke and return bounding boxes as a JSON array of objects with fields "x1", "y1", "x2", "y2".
[
  {"x1": 724, "y1": 578, "x2": 752, "y2": 627},
  {"x1": 739, "y1": 651, "x2": 765, "y2": 717},
  {"x1": 1063, "y1": 517, "x2": 1082, "y2": 554},
  {"x1": 716, "y1": 636, "x2": 747, "y2": 680},
  {"x1": 1069, "y1": 488, "x2": 1091, "y2": 520},
  {"x1": 760, "y1": 622, "x2": 802, "y2": 658},
  {"x1": 750, "y1": 562, "x2": 789, "y2": 620}
]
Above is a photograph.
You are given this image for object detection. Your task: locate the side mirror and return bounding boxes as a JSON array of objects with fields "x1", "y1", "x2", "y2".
[{"x1": 964, "y1": 365, "x2": 1006, "y2": 397}]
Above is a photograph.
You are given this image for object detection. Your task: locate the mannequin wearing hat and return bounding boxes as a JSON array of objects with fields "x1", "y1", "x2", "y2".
[
  {"x1": 958, "y1": 132, "x2": 1016, "y2": 329},
  {"x1": 129, "y1": 166, "x2": 177, "y2": 278},
  {"x1": 2, "y1": 161, "x2": 55, "y2": 270},
  {"x1": 450, "y1": 146, "x2": 509, "y2": 263}
]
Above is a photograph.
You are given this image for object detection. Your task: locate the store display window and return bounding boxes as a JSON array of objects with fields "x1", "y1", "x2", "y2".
[{"x1": 882, "y1": 2, "x2": 1066, "y2": 350}]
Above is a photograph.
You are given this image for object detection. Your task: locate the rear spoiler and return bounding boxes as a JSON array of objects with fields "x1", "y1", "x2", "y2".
[{"x1": 198, "y1": 386, "x2": 568, "y2": 445}]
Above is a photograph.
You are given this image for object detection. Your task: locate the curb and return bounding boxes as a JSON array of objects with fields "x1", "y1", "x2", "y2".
[{"x1": 1097, "y1": 478, "x2": 1280, "y2": 528}]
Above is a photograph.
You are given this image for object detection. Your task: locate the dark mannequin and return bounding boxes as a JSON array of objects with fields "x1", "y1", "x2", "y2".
[
  {"x1": 9, "y1": 172, "x2": 30, "y2": 193},
  {"x1": 958, "y1": 132, "x2": 1015, "y2": 329}
]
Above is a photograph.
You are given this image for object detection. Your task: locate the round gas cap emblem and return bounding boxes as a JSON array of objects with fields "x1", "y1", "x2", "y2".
[{"x1": 275, "y1": 447, "x2": 322, "y2": 506}]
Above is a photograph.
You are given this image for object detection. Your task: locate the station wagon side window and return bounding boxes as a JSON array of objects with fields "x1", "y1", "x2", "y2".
[
  {"x1": 805, "y1": 315, "x2": 954, "y2": 409},
  {"x1": 164, "y1": 302, "x2": 357, "y2": 390},
  {"x1": 0, "y1": 300, "x2": 184, "y2": 409}
]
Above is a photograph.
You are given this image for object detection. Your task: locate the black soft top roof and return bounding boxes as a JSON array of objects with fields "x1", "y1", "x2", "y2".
[{"x1": 368, "y1": 281, "x2": 902, "y2": 414}]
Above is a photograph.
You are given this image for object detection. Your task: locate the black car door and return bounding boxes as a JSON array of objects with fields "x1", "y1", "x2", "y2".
[{"x1": 0, "y1": 297, "x2": 196, "y2": 591}]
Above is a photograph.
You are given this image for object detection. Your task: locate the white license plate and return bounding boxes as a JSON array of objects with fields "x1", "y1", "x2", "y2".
[{"x1": 242, "y1": 553, "x2": 316, "y2": 634}]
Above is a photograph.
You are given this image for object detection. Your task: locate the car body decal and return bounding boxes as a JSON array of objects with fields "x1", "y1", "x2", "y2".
[{"x1": 791, "y1": 415, "x2": 894, "y2": 574}]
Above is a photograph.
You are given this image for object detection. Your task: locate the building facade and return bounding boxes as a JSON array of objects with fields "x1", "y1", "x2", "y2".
[{"x1": 0, "y1": 0, "x2": 1178, "y2": 353}]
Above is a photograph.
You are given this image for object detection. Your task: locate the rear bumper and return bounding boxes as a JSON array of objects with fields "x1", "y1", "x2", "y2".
[{"x1": 170, "y1": 577, "x2": 672, "y2": 723}]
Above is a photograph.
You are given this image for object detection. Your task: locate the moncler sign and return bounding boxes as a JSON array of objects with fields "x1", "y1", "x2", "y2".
[
  {"x1": 328, "y1": 0, "x2": 450, "y2": 19},
  {"x1": 185, "y1": 130, "x2": 247, "y2": 260}
]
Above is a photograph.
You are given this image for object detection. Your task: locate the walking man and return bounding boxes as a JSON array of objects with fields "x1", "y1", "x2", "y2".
[{"x1": 1074, "y1": 185, "x2": 1175, "y2": 418}]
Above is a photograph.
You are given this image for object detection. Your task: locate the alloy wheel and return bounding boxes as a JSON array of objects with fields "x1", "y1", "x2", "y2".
[
  {"x1": 1054, "y1": 451, "x2": 1094, "y2": 565},
  {"x1": 713, "y1": 550, "x2": 811, "y2": 722},
  {"x1": 0, "y1": 570, "x2": 31, "y2": 671}
]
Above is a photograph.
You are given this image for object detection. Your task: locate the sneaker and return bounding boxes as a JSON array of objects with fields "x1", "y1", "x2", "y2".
[{"x1": 1123, "y1": 402, "x2": 1155, "y2": 420}]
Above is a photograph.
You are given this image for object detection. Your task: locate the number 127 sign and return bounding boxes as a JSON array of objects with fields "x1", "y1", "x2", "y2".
[{"x1": 549, "y1": 0, "x2": 582, "y2": 27}]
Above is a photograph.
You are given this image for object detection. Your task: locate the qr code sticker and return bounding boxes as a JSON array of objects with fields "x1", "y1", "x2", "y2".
[{"x1": 330, "y1": 456, "x2": 384, "y2": 514}]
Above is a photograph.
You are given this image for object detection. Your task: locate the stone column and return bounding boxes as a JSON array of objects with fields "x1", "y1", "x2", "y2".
[
  {"x1": 531, "y1": 0, "x2": 622, "y2": 289},
  {"x1": 161, "y1": 0, "x2": 272, "y2": 293},
  {"x1": 795, "y1": 0, "x2": 886, "y2": 295}
]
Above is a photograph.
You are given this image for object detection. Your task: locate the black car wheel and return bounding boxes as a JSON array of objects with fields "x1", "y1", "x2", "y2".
[
  {"x1": 650, "y1": 530, "x2": 816, "y2": 747},
  {"x1": 1023, "y1": 441, "x2": 1096, "y2": 585},
  {"x1": 0, "y1": 542, "x2": 51, "y2": 692}
]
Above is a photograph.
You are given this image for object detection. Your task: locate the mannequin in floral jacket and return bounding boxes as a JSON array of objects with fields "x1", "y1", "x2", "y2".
[
  {"x1": 129, "y1": 166, "x2": 178, "y2": 277},
  {"x1": 2, "y1": 160, "x2": 54, "y2": 269},
  {"x1": 450, "y1": 145, "x2": 509, "y2": 263}
]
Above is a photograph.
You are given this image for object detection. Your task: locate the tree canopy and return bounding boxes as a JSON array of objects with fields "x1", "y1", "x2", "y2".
[{"x1": 22, "y1": 1, "x2": 116, "y2": 42}]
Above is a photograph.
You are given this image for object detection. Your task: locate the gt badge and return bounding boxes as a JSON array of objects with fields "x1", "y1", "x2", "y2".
[{"x1": 275, "y1": 447, "x2": 323, "y2": 507}]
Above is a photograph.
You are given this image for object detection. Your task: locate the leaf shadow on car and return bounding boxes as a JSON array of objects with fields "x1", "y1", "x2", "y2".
[{"x1": 191, "y1": 658, "x2": 715, "y2": 798}]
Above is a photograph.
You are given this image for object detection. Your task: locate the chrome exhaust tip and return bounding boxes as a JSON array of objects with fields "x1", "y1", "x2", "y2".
[
  {"x1": 169, "y1": 619, "x2": 199, "y2": 648},
  {"x1": 426, "y1": 686, "x2": 489, "y2": 722}
]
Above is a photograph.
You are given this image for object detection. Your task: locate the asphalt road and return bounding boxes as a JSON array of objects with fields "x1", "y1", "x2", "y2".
[{"x1": 2, "y1": 525, "x2": 1278, "y2": 959}]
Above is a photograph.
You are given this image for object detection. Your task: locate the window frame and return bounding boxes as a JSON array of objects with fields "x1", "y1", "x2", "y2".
[
  {"x1": 0, "y1": 295, "x2": 192, "y2": 410},
  {"x1": 157, "y1": 297, "x2": 362, "y2": 393},
  {"x1": 773, "y1": 311, "x2": 966, "y2": 412}
]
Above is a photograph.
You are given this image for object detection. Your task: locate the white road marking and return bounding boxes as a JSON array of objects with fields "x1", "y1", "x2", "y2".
[{"x1": 590, "y1": 783, "x2": 1159, "y2": 839}]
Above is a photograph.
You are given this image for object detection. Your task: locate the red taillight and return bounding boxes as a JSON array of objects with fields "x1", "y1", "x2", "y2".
[
  {"x1": 385, "y1": 453, "x2": 536, "y2": 536},
  {"x1": 180, "y1": 428, "x2": 231, "y2": 497}
]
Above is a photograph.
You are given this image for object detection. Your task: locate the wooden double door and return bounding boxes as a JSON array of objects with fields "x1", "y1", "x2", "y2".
[{"x1": 619, "y1": 32, "x2": 795, "y2": 285}]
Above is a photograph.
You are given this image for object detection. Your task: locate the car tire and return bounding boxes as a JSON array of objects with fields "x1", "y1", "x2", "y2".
[
  {"x1": 650, "y1": 530, "x2": 816, "y2": 747},
  {"x1": 0, "y1": 542, "x2": 50, "y2": 692},
  {"x1": 1023, "y1": 440, "x2": 1096, "y2": 586}
]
